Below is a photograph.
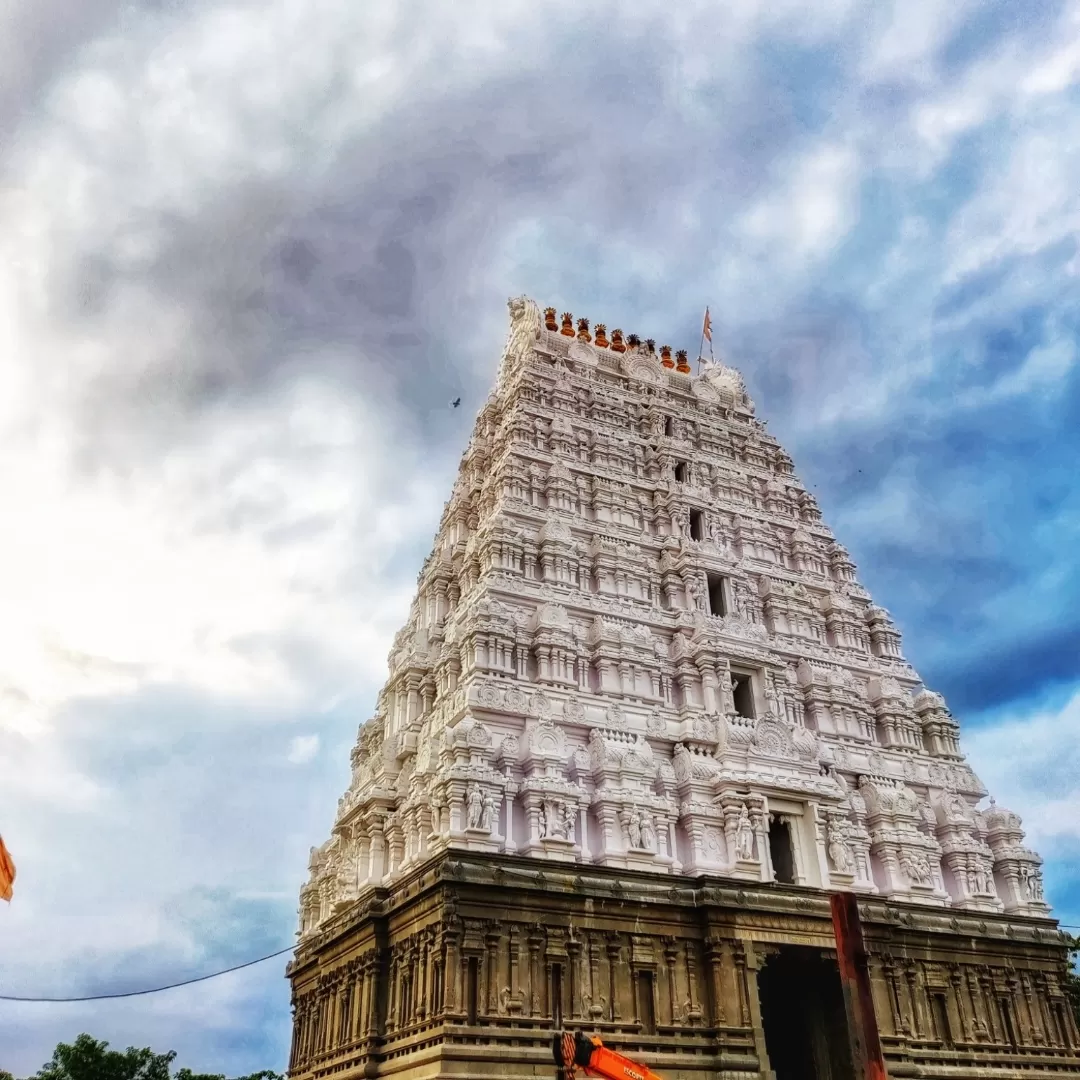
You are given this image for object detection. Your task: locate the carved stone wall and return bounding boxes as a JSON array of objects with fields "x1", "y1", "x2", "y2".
[{"x1": 287, "y1": 853, "x2": 1080, "y2": 1080}]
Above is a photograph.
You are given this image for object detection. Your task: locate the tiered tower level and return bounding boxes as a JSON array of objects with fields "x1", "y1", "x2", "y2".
[
  {"x1": 288, "y1": 298, "x2": 1078, "y2": 1080},
  {"x1": 299, "y1": 297, "x2": 1049, "y2": 923}
]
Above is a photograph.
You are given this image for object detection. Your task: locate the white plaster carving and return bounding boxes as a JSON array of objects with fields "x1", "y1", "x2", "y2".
[{"x1": 296, "y1": 295, "x2": 1058, "y2": 937}]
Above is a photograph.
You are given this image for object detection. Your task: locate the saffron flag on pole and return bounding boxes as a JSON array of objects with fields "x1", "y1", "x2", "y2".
[
  {"x1": 702, "y1": 307, "x2": 712, "y2": 343},
  {"x1": 0, "y1": 834, "x2": 15, "y2": 902}
]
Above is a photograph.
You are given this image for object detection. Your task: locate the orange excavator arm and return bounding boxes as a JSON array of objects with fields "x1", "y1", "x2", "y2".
[{"x1": 553, "y1": 1030, "x2": 665, "y2": 1080}]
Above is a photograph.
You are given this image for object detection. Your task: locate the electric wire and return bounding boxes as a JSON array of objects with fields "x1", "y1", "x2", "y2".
[
  {"x1": 3, "y1": 922, "x2": 1080, "y2": 1004},
  {"x1": 0, "y1": 944, "x2": 295, "y2": 1002}
]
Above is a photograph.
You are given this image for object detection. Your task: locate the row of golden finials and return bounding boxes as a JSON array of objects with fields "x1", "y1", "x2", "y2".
[{"x1": 544, "y1": 307, "x2": 694, "y2": 374}]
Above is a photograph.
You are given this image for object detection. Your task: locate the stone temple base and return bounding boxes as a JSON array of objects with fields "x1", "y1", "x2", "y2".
[{"x1": 286, "y1": 852, "x2": 1080, "y2": 1080}]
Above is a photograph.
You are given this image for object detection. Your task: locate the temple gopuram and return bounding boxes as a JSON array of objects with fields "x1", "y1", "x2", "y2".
[{"x1": 287, "y1": 297, "x2": 1080, "y2": 1080}]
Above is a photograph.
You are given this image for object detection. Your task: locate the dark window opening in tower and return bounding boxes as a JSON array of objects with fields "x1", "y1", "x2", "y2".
[
  {"x1": 674, "y1": 461, "x2": 689, "y2": 482},
  {"x1": 689, "y1": 510, "x2": 704, "y2": 540},
  {"x1": 707, "y1": 573, "x2": 727, "y2": 615},
  {"x1": 732, "y1": 673, "x2": 755, "y2": 718},
  {"x1": 769, "y1": 818, "x2": 795, "y2": 884}
]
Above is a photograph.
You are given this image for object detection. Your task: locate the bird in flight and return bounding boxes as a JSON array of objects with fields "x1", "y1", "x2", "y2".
[{"x1": 451, "y1": 397, "x2": 461, "y2": 408}]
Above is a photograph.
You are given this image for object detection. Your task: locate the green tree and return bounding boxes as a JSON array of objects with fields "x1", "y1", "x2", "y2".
[
  {"x1": 27, "y1": 1035, "x2": 282, "y2": 1080},
  {"x1": 1, "y1": 1069, "x2": 16, "y2": 1080},
  {"x1": 31, "y1": 1035, "x2": 175, "y2": 1080}
]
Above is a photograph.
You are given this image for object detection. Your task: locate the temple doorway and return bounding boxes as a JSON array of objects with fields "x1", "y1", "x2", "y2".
[{"x1": 757, "y1": 946, "x2": 855, "y2": 1080}]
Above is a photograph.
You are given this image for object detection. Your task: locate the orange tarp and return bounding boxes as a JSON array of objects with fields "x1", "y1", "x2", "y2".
[{"x1": 0, "y1": 834, "x2": 15, "y2": 902}]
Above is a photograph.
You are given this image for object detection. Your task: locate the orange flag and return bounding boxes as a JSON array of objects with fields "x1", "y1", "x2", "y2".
[
  {"x1": 0, "y1": 834, "x2": 15, "y2": 902},
  {"x1": 702, "y1": 307, "x2": 712, "y2": 343}
]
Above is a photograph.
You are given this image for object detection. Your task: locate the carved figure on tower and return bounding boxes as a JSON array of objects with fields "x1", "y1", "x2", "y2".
[{"x1": 736, "y1": 806, "x2": 755, "y2": 861}]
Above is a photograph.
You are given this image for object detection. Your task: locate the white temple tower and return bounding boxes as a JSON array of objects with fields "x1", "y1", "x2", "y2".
[{"x1": 288, "y1": 298, "x2": 1077, "y2": 1080}]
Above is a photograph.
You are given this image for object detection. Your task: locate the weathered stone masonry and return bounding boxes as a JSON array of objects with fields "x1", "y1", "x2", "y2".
[{"x1": 288, "y1": 854, "x2": 1079, "y2": 1079}]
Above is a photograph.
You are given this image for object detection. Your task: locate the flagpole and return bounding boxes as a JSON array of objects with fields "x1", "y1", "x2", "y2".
[{"x1": 698, "y1": 306, "x2": 711, "y2": 375}]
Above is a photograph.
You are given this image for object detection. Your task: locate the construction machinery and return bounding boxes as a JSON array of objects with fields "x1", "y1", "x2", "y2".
[{"x1": 553, "y1": 1030, "x2": 665, "y2": 1080}]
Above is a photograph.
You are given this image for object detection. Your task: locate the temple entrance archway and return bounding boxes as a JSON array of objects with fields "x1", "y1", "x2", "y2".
[{"x1": 757, "y1": 945, "x2": 855, "y2": 1080}]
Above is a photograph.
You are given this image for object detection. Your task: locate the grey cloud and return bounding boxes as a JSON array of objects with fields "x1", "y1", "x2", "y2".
[
  {"x1": 49, "y1": 18, "x2": 849, "y2": 480},
  {"x1": 0, "y1": 0, "x2": 125, "y2": 140}
]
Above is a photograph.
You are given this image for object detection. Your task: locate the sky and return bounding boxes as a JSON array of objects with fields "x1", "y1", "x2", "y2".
[{"x1": 0, "y1": 0, "x2": 1079, "y2": 1073}]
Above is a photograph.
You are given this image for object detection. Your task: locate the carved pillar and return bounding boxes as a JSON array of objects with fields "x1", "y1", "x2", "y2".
[
  {"x1": 444, "y1": 924, "x2": 462, "y2": 1016},
  {"x1": 966, "y1": 967, "x2": 988, "y2": 1040},
  {"x1": 905, "y1": 962, "x2": 924, "y2": 1038},
  {"x1": 326, "y1": 980, "x2": 339, "y2": 1050},
  {"x1": 386, "y1": 948, "x2": 399, "y2": 1033},
  {"x1": 356, "y1": 959, "x2": 370, "y2": 1040},
  {"x1": 587, "y1": 933, "x2": 603, "y2": 1020},
  {"x1": 528, "y1": 925, "x2": 544, "y2": 1017},
  {"x1": 1020, "y1": 972, "x2": 1043, "y2": 1044},
  {"x1": 508, "y1": 924, "x2": 521, "y2": 1010},
  {"x1": 704, "y1": 937, "x2": 727, "y2": 1026},
  {"x1": 288, "y1": 1002, "x2": 300, "y2": 1072},
  {"x1": 662, "y1": 937, "x2": 680, "y2": 1026},
  {"x1": 336, "y1": 976, "x2": 349, "y2": 1049},
  {"x1": 881, "y1": 957, "x2": 906, "y2": 1037},
  {"x1": 368, "y1": 818, "x2": 386, "y2": 883},
  {"x1": 732, "y1": 942, "x2": 750, "y2": 1028},
  {"x1": 315, "y1": 989, "x2": 326, "y2": 1054},
  {"x1": 606, "y1": 934, "x2": 622, "y2": 1021},
  {"x1": 485, "y1": 926, "x2": 501, "y2": 1016},
  {"x1": 304, "y1": 998, "x2": 315, "y2": 1063},
  {"x1": 684, "y1": 940, "x2": 703, "y2": 1026},
  {"x1": 978, "y1": 969, "x2": 1001, "y2": 1043},
  {"x1": 754, "y1": 806, "x2": 772, "y2": 882},
  {"x1": 567, "y1": 936, "x2": 584, "y2": 1020},
  {"x1": 1007, "y1": 974, "x2": 1030, "y2": 1044},
  {"x1": 950, "y1": 967, "x2": 973, "y2": 1043},
  {"x1": 295, "y1": 1002, "x2": 306, "y2": 1067},
  {"x1": 340, "y1": 977, "x2": 353, "y2": 1046},
  {"x1": 502, "y1": 787, "x2": 516, "y2": 854}
]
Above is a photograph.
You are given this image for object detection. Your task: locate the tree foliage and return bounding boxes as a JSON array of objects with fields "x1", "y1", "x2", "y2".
[
  {"x1": 13, "y1": 1036, "x2": 283, "y2": 1080},
  {"x1": 1065, "y1": 934, "x2": 1080, "y2": 1031}
]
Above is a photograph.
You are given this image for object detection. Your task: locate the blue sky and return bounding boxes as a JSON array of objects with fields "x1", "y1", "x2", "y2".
[{"x1": 1, "y1": 0, "x2": 1079, "y2": 1074}]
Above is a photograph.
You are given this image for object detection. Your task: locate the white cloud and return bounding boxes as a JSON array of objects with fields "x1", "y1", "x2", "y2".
[
  {"x1": 965, "y1": 687, "x2": 1080, "y2": 862},
  {"x1": 857, "y1": 0, "x2": 974, "y2": 87},
  {"x1": 286, "y1": 734, "x2": 320, "y2": 765},
  {"x1": 908, "y1": 4, "x2": 1080, "y2": 170},
  {"x1": 735, "y1": 143, "x2": 862, "y2": 271},
  {"x1": 943, "y1": 123, "x2": 1080, "y2": 283}
]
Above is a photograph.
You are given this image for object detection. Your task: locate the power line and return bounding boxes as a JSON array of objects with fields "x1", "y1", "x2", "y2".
[
  {"x1": 0, "y1": 945, "x2": 294, "y2": 1003},
  {"x1": 3, "y1": 921, "x2": 1079, "y2": 1004}
]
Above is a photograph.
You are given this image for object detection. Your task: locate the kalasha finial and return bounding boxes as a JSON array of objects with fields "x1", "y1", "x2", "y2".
[
  {"x1": 544, "y1": 307, "x2": 558, "y2": 332},
  {"x1": 593, "y1": 323, "x2": 609, "y2": 348},
  {"x1": 610, "y1": 329, "x2": 626, "y2": 353},
  {"x1": 659, "y1": 344, "x2": 674, "y2": 368},
  {"x1": 560, "y1": 312, "x2": 575, "y2": 337},
  {"x1": 576, "y1": 318, "x2": 591, "y2": 343},
  {"x1": 675, "y1": 349, "x2": 691, "y2": 373}
]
